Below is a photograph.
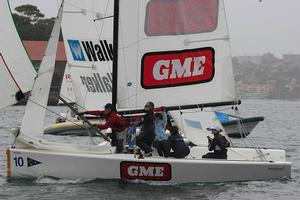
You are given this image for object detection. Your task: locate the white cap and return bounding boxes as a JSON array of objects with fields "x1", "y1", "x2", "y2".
[{"x1": 207, "y1": 125, "x2": 222, "y2": 132}]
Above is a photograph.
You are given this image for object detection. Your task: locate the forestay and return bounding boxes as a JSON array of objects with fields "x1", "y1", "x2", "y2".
[
  {"x1": 61, "y1": 0, "x2": 114, "y2": 112},
  {"x1": 116, "y1": 0, "x2": 236, "y2": 109},
  {"x1": 20, "y1": 1, "x2": 64, "y2": 137},
  {"x1": 0, "y1": 0, "x2": 36, "y2": 109}
]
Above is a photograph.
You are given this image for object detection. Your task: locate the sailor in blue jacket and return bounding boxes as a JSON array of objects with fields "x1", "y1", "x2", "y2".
[{"x1": 153, "y1": 107, "x2": 168, "y2": 157}]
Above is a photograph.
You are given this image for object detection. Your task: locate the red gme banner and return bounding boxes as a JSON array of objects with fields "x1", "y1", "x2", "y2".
[
  {"x1": 120, "y1": 161, "x2": 171, "y2": 181},
  {"x1": 141, "y1": 47, "x2": 215, "y2": 89}
]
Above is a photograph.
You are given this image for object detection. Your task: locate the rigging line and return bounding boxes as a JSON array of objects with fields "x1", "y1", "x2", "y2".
[
  {"x1": 26, "y1": 98, "x2": 97, "y2": 133},
  {"x1": 119, "y1": 37, "x2": 151, "y2": 50},
  {"x1": 234, "y1": 108, "x2": 267, "y2": 161},
  {"x1": 37, "y1": 68, "x2": 55, "y2": 77},
  {"x1": 94, "y1": 0, "x2": 111, "y2": 41},
  {"x1": 60, "y1": 93, "x2": 89, "y2": 112},
  {"x1": 0, "y1": 53, "x2": 22, "y2": 92}
]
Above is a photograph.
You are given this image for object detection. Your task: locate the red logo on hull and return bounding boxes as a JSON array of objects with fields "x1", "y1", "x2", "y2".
[
  {"x1": 141, "y1": 47, "x2": 215, "y2": 89},
  {"x1": 120, "y1": 162, "x2": 171, "y2": 181}
]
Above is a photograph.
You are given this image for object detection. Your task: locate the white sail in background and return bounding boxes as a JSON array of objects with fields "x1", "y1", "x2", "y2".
[
  {"x1": 0, "y1": 0, "x2": 36, "y2": 109},
  {"x1": 20, "y1": 1, "x2": 64, "y2": 137},
  {"x1": 59, "y1": 63, "x2": 76, "y2": 103},
  {"x1": 61, "y1": 0, "x2": 113, "y2": 112},
  {"x1": 117, "y1": 0, "x2": 236, "y2": 109}
]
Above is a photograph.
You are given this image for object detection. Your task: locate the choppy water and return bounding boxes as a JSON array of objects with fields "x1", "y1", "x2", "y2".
[{"x1": 0, "y1": 100, "x2": 299, "y2": 200}]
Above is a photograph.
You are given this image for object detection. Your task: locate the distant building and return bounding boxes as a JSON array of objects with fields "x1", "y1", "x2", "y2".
[
  {"x1": 283, "y1": 54, "x2": 300, "y2": 66},
  {"x1": 235, "y1": 55, "x2": 262, "y2": 65}
]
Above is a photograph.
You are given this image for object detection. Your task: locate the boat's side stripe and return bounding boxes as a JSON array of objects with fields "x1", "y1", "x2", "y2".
[{"x1": 6, "y1": 148, "x2": 11, "y2": 177}]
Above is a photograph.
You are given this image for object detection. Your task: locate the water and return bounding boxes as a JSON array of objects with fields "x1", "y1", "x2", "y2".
[{"x1": 0, "y1": 100, "x2": 299, "y2": 200}]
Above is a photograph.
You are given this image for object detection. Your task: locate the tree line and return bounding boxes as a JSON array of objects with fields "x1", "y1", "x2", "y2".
[{"x1": 12, "y1": 4, "x2": 61, "y2": 40}]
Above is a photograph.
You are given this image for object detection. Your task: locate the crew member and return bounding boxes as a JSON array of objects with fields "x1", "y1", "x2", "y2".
[
  {"x1": 202, "y1": 125, "x2": 230, "y2": 159},
  {"x1": 84, "y1": 103, "x2": 128, "y2": 153}
]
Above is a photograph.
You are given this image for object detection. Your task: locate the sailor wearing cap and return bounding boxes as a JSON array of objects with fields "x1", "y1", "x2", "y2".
[{"x1": 202, "y1": 125, "x2": 230, "y2": 159}]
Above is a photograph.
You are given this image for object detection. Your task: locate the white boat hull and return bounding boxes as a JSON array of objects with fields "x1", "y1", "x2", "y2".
[{"x1": 6, "y1": 146, "x2": 291, "y2": 183}]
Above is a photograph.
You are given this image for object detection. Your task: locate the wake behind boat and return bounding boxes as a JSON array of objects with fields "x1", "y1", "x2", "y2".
[{"x1": 6, "y1": 0, "x2": 291, "y2": 183}]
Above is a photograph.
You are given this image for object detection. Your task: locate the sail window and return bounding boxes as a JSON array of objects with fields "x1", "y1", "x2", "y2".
[{"x1": 145, "y1": 0, "x2": 219, "y2": 36}]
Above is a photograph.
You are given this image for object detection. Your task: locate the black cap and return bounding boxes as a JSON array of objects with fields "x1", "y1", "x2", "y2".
[{"x1": 104, "y1": 103, "x2": 113, "y2": 110}]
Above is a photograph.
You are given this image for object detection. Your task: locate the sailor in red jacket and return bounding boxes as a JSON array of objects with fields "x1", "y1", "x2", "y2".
[{"x1": 85, "y1": 103, "x2": 128, "y2": 153}]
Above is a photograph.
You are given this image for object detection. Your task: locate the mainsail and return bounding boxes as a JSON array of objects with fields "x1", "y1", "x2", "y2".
[
  {"x1": 61, "y1": 0, "x2": 114, "y2": 112},
  {"x1": 0, "y1": 0, "x2": 36, "y2": 109},
  {"x1": 20, "y1": 1, "x2": 64, "y2": 137},
  {"x1": 115, "y1": 0, "x2": 236, "y2": 145},
  {"x1": 116, "y1": 0, "x2": 236, "y2": 109}
]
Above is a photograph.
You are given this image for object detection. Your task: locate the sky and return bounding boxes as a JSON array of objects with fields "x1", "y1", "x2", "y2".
[{"x1": 9, "y1": 0, "x2": 300, "y2": 58}]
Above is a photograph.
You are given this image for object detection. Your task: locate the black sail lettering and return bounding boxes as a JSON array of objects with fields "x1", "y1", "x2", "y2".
[
  {"x1": 95, "y1": 44, "x2": 106, "y2": 61},
  {"x1": 80, "y1": 76, "x2": 90, "y2": 92},
  {"x1": 82, "y1": 41, "x2": 98, "y2": 61},
  {"x1": 104, "y1": 40, "x2": 113, "y2": 61},
  {"x1": 92, "y1": 73, "x2": 103, "y2": 92},
  {"x1": 109, "y1": 43, "x2": 113, "y2": 60},
  {"x1": 96, "y1": 73, "x2": 107, "y2": 92},
  {"x1": 102, "y1": 76, "x2": 112, "y2": 92},
  {"x1": 107, "y1": 73, "x2": 113, "y2": 83},
  {"x1": 100, "y1": 40, "x2": 110, "y2": 61},
  {"x1": 86, "y1": 77, "x2": 96, "y2": 92}
]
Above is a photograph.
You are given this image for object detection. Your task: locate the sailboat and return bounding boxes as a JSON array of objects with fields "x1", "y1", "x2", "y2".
[
  {"x1": 6, "y1": 0, "x2": 291, "y2": 183},
  {"x1": 0, "y1": 0, "x2": 36, "y2": 109},
  {"x1": 215, "y1": 111, "x2": 264, "y2": 138}
]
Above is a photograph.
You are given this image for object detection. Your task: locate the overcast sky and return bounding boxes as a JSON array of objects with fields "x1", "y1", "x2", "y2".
[{"x1": 9, "y1": 0, "x2": 300, "y2": 58}]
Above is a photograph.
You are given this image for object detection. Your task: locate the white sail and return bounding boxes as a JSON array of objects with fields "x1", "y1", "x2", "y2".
[
  {"x1": 117, "y1": 0, "x2": 236, "y2": 109},
  {"x1": 169, "y1": 108, "x2": 226, "y2": 146},
  {"x1": 0, "y1": 0, "x2": 36, "y2": 109},
  {"x1": 59, "y1": 63, "x2": 75, "y2": 103},
  {"x1": 20, "y1": 1, "x2": 64, "y2": 137},
  {"x1": 61, "y1": 0, "x2": 113, "y2": 112}
]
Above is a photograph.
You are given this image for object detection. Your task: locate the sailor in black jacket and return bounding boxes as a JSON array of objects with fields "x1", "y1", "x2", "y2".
[
  {"x1": 136, "y1": 102, "x2": 155, "y2": 157},
  {"x1": 202, "y1": 125, "x2": 230, "y2": 159},
  {"x1": 166, "y1": 126, "x2": 190, "y2": 158}
]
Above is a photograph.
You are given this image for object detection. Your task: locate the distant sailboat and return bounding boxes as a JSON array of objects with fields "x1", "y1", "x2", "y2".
[
  {"x1": 7, "y1": 0, "x2": 290, "y2": 183},
  {"x1": 0, "y1": 0, "x2": 36, "y2": 109},
  {"x1": 215, "y1": 111, "x2": 264, "y2": 138}
]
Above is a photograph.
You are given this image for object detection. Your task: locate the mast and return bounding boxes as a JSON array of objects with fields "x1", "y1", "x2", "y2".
[{"x1": 112, "y1": 0, "x2": 120, "y2": 110}]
